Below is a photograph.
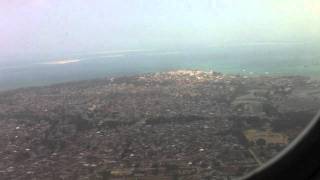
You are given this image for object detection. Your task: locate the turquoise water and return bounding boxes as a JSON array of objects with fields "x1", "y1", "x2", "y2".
[{"x1": 1, "y1": 45, "x2": 319, "y2": 91}]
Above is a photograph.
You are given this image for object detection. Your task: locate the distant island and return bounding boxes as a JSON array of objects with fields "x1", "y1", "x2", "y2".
[{"x1": 0, "y1": 70, "x2": 319, "y2": 180}]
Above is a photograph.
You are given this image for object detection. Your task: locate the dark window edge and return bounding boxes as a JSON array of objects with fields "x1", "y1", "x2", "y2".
[{"x1": 241, "y1": 111, "x2": 320, "y2": 180}]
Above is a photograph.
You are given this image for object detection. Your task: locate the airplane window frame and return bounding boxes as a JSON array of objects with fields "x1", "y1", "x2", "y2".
[{"x1": 241, "y1": 111, "x2": 320, "y2": 180}]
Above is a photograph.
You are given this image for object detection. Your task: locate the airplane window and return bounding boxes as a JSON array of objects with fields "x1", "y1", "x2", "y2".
[{"x1": 0, "y1": 1, "x2": 319, "y2": 180}]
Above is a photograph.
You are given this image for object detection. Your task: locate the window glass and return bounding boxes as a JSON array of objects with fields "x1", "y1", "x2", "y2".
[{"x1": 0, "y1": 1, "x2": 319, "y2": 179}]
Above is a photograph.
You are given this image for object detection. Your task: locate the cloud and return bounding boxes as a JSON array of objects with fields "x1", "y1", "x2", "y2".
[
  {"x1": 0, "y1": 0, "x2": 50, "y2": 8},
  {"x1": 305, "y1": 0, "x2": 320, "y2": 16},
  {"x1": 209, "y1": 41, "x2": 308, "y2": 48},
  {"x1": 143, "y1": 51, "x2": 182, "y2": 56},
  {"x1": 41, "y1": 59, "x2": 81, "y2": 65},
  {"x1": 94, "y1": 54, "x2": 126, "y2": 58},
  {"x1": 93, "y1": 49, "x2": 153, "y2": 55}
]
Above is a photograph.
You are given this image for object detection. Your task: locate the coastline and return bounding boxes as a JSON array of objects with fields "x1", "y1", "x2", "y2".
[{"x1": 1, "y1": 69, "x2": 319, "y2": 93}]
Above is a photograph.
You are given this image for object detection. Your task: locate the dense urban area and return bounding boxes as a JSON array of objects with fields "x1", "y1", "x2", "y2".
[{"x1": 0, "y1": 70, "x2": 320, "y2": 180}]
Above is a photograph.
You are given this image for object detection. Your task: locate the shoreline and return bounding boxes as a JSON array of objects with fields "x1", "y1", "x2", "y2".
[{"x1": 0, "y1": 69, "x2": 318, "y2": 93}]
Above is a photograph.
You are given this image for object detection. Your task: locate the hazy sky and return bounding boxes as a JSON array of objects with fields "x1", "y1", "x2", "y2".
[{"x1": 0, "y1": 0, "x2": 319, "y2": 59}]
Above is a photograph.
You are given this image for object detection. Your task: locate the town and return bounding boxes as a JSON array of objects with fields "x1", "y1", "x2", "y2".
[{"x1": 0, "y1": 70, "x2": 319, "y2": 180}]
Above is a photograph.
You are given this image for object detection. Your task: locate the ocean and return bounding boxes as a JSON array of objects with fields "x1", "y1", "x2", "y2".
[{"x1": 1, "y1": 44, "x2": 319, "y2": 91}]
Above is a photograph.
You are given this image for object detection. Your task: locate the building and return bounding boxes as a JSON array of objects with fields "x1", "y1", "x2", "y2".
[{"x1": 244, "y1": 129, "x2": 289, "y2": 145}]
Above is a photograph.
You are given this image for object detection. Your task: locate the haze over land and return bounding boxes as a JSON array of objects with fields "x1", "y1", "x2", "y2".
[{"x1": 1, "y1": 70, "x2": 319, "y2": 179}]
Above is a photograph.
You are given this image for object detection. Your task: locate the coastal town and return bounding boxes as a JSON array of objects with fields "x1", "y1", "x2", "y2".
[{"x1": 0, "y1": 70, "x2": 319, "y2": 180}]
